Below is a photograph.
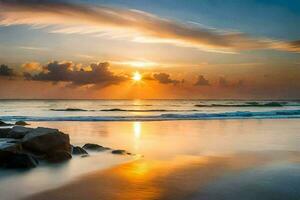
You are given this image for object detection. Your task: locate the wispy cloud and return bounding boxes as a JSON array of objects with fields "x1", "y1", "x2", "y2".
[
  {"x1": 0, "y1": 0, "x2": 299, "y2": 53},
  {"x1": 18, "y1": 46, "x2": 48, "y2": 51}
]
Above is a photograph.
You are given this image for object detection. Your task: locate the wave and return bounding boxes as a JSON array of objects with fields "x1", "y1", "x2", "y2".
[
  {"x1": 50, "y1": 108, "x2": 89, "y2": 111},
  {"x1": 2, "y1": 109, "x2": 300, "y2": 121},
  {"x1": 51, "y1": 108, "x2": 198, "y2": 112},
  {"x1": 99, "y1": 108, "x2": 198, "y2": 112},
  {"x1": 195, "y1": 102, "x2": 286, "y2": 107}
]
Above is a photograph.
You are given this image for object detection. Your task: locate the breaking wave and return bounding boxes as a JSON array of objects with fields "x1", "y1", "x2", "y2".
[{"x1": 2, "y1": 109, "x2": 300, "y2": 122}]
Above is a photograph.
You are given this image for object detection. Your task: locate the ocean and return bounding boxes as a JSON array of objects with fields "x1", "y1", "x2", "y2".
[
  {"x1": 1, "y1": 100, "x2": 300, "y2": 200},
  {"x1": 1, "y1": 99, "x2": 300, "y2": 122}
]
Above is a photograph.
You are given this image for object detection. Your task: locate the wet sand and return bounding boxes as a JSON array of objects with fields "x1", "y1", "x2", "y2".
[
  {"x1": 0, "y1": 119, "x2": 299, "y2": 200},
  {"x1": 25, "y1": 151, "x2": 300, "y2": 200}
]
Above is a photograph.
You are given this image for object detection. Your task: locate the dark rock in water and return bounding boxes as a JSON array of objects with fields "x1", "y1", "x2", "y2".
[
  {"x1": 46, "y1": 150, "x2": 72, "y2": 163},
  {"x1": 15, "y1": 121, "x2": 30, "y2": 126},
  {"x1": 21, "y1": 127, "x2": 71, "y2": 157},
  {"x1": 51, "y1": 108, "x2": 87, "y2": 112},
  {"x1": 4, "y1": 153, "x2": 38, "y2": 169},
  {"x1": 0, "y1": 126, "x2": 73, "y2": 168},
  {"x1": 72, "y1": 146, "x2": 88, "y2": 155},
  {"x1": 111, "y1": 149, "x2": 127, "y2": 155},
  {"x1": 0, "y1": 121, "x2": 12, "y2": 126},
  {"x1": 82, "y1": 143, "x2": 109, "y2": 151},
  {"x1": 0, "y1": 128, "x2": 11, "y2": 138},
  {"x1": 8, "y1": 126, "x2": 33, "y2": 139},
  {"x1": 263, "y1": 102, "x2": 283, "y2": 107},
  {"x1": 0, "y1": 142, "x2": 37, "y2": 169},
  {"x1": 0, "y1": 142, "x2": 22, "y2": 155}
]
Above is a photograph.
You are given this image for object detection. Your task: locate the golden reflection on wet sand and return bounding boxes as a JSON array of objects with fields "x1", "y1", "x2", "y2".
[{"x1": 25, "y1": 151, "x2": 300, "y2": 200}]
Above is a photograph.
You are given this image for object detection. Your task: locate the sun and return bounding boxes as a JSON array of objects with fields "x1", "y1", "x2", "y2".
[{"x1": 132, "y1": 71, "x2": 142, "y2": 81}]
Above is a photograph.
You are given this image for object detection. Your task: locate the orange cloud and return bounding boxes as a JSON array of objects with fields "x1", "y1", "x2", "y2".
[
  {"x1": 22, "y1": 62, "x2": 42, "y2": 73},
  {"x1": 0, "y1": 0, "x2": 299, "y2": 53}
]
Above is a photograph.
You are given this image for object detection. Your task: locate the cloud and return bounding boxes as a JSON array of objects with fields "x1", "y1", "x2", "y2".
[
  {"x1": 194, "y1": 75, "x2": 210, "y2": 86},
  {"x1": 153, "y1": 73, "x2": 180, "y2": 85},
  {"x1": 22, "y1": 62, "x2": 42, "y2": 73},
  {"x1": 18, "y1": 46, "x2": 48, "y2": 51},
  {"x1": 0, "y1": 0, "x2": 299, "y2": 53},
  {"x1": 26, "y1": 61, "x2": 127, "y2": 86},
  {"x1": 0, "y1": 64, "x2": 15, "y2": 76}
]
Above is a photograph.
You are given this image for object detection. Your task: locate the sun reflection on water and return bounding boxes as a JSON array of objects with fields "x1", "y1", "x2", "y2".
[
  {"x1": 133, "y1": 122, "x2": 142, "y2": 151},
  {"x1": 133, "y1": 122, "x2": 141, "y2": 139}
]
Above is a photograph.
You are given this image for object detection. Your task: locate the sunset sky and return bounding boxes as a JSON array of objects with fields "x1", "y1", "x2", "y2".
[{"x1": 0, "y1": 0, "x2": 300, "y2": 99}]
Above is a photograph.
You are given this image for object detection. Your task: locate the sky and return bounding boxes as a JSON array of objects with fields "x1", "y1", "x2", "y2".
[{"x1": 0, "y1": 0, "x2": 300, "y2": 99}]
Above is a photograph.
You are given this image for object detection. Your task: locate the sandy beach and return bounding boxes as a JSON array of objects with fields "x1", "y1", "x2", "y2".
[
  {"x1": 26, "y1": 151, "x2": 300, "y2": 200},
  {"x1": 1, "y1": 119, "x2": 299, "y2": 200}
]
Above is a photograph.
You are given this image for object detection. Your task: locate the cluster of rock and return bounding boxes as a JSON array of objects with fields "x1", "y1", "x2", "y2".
[
  {"x1": 0, "y1": 121, "x2": 29, "y2": 127},
  {"x1": 0, "y1": 122, "x2": 132, "y2": 169}
]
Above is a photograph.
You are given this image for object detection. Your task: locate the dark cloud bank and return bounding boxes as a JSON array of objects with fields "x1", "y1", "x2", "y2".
[
  {"x1": 0, "y1": 64, "x2": 15, "y2": 76},
  {"x1": 194, "y1": 75, "x2": 210, "y2": 86},
  {"x1": 25, "y1": 61, "x2": 127, "y2": 87}
]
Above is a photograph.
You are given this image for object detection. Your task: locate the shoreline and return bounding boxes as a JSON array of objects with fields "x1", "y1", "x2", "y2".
[
  {"x1": 0, "y1": 119, "x2": 300, "y2": 200},
  {"x1": 24, "y1": 151, "x2": 300, "y2": 200}
]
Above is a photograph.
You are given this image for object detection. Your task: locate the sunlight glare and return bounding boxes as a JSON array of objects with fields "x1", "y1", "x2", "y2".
[{"x1": 133, "y1": 71, "x2": 142, "y2": 81}]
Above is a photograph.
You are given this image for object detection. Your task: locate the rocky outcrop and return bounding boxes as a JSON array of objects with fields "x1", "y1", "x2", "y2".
[
  {"x1": 82, "y1": 143, "x2": 110, "y2": 151},
  {"x1": 0, "y1": 128, "x2": 11, "y2": 138},
  {"x1": 72, "y1": 146, "x2": 88, "y2": 155},
  {"x1": 0, "y1": 126, "x2": 72, "y2": 168},
  {"x1": 7, "y1": 126, "x2": 33, "y2": 139},
  {"x1": 0, "y1": 121, "x2": 12, "y2": 126},
  {"x1": 15, "y1": 121, "x2": 30, "y2": 126},
  {"x1": 0, "y1": 142, "x2": 38, "y2": 168},
  {"x1": 111, "y1": 149, "x2": 130, "y2": 155},
  {"x1": 3, "y1": 153, "x2": 38, "y2": 168},
  {"x1": 46, "y1": 150, "x2": 72, "y2": 163},
  {"x1": 0, "y1": 126, "x2": 132, "y2": 169},
  {"x1": 22, "y1": 127, "x2": 71, "y2": 157}
]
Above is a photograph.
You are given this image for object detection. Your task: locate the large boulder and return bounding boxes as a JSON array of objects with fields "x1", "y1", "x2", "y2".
[
  {"x1": 0, "y1": 126, "x2": 74, "y2": 168},
  {"x1": 0, "y1": 142, "x2": 37, "y2": 168},
  {"x1": 21, "y1": 127, "x2": 72, "y2": 161},
  {"x1": 0, "y1": 142, "x2": 22, "y2": 157},
  {"x1": 82, "y1": 143, "x2": 109, "y2": 151},
  {"x1": 3, "y1": 153, "x2": 38, "y2": 169},
  {"x1": 72, "y1": 146, "x2": 88, "y2": 155},
  {"x1": 0, "y1": 128, "x2": 11, "y2": 138},
  {"x1": 46, "y1": 150, "x2": 72, "y2": 163},
  {"x1": 7, "y1": 126, "x2": 33, "y2": 139}
]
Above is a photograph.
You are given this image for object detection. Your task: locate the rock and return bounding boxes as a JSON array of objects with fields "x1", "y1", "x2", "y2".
[
  {"x1": 46, "y1": 150, "x2": 72, "y2": 163},
  {"x1": 15, "y1": 121, "x2": 30, "y2": 126},
  {"x1": 4, "y1": 153, "x2": 38, "y2": 169},
  {"x1": 0, "y1": 121, "x2": 12, "y2": 126},
  {"x1": 0, "y1": 128, "x2": 11, "y2": 138},
  {"x1": 0, "y1": 142, "x2": 22, "y2": 154},
  {"x1": 111, "y1": 149, "x2": 128, "y2": 155},
  {"x1": 21, "y1": 127, "x2": 71, "y2": 157},
  {"x1": 0, "y1": 126, "x2": 74, "y2": 168},
  {"x1": 0, "y1": 142, "x2": 37, "y2": 169},
  {"x1": 82, "y1": 143, "x2": 109, "y2": 151},
  {"x1": 72, "y1": 146, "x2": 88, "y2": 155},
  {"x1": 7, "y1": 126, "x2": 33, "y2": 139}
]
